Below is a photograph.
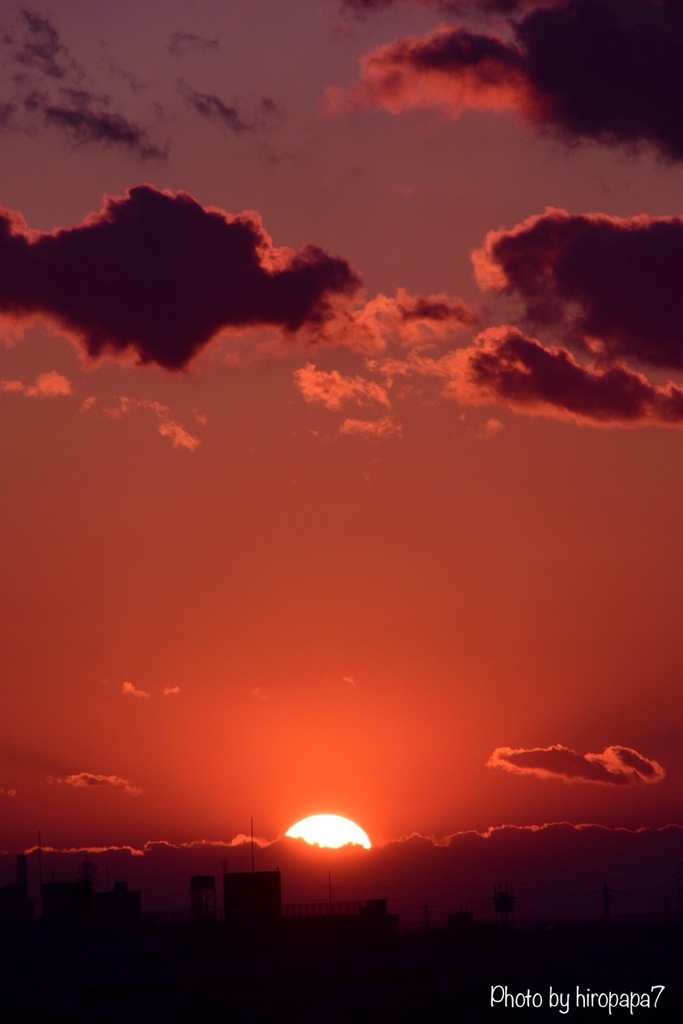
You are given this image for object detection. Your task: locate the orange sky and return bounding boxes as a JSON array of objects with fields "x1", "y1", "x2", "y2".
[{"x1": 1, "y1": 1, "x2": 681, "y2": 864}]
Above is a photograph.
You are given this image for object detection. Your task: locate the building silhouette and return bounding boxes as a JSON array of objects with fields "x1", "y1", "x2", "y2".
[
  {"x1": 493, "y1": 883, "x2": 515, "y2": 927},
  {"x1": 223, "y1": 869, "x2": 282, "y2": 922},
  {"x1": 41, "y1": 878, "x2": 93, "y2": 930},
  {"x1": 94, "y1": 881, "x2": 142, "y2": 930},
  {"x1": 190, "y1": 875, "x2": 216, "y2": 921},
  {"x1": 0, "y1": 854, "x2": 32, "y2": 926}
]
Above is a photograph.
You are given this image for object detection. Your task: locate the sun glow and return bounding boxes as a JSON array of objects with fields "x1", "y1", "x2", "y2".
[{"x1": 285, "y1": 814, "x2": 372, "y2": 849}]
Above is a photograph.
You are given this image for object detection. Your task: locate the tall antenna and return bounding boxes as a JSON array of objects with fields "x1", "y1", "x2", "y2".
[
  {"x1": 38, "y1": 829, "x2": 43, "y2": 918},
  {"x1": 250, "y1": 817, "x2": 255, "y2": 873}
]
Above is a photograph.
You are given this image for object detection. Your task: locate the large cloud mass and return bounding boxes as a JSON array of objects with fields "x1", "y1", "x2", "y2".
[
  {"x1": 473, "y1": 208, "x2": 683, "y2": 372},
  {"x1": 340, "y1": 1, "x2": 543, "y2": 14},
  {"x1": 0, "y1": 185, "x2": 361, "y2": 370},
  {"x1": 335, "y1": 0, "x2": 683, "y2": 160}
]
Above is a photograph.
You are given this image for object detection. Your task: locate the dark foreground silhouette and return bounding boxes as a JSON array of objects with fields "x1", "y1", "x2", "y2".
[{"x1": 1, "y1": 915, "x2": 682, "y2": 1022}]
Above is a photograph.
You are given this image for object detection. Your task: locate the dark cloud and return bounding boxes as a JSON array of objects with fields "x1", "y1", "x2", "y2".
[
  {"x1": 340, "y1": 0, "x2": 539, "y2": 14},
  {"x1": 337, "y1": 0, "x2": 683, "y2": 160},
  {"x1": 30, "y1": 90, "x2": 165, "y2": 158},
  {"x1": 11, "y1": 8, "x2": 83, "y2": 81},
  {"x1": 474, "y1": 209, "x2": 683, "y2": 372},
  {"x1": 396, "y1": 292, "x2": 477, "y2": 325},
  {"x1": 0, "y1": 11, "x2": 164, "y2": 159},
  {"x1": 340, "y1": 0, "x2": 397, "y2": 10},
  {"x1": 516, "y1": 0, "x2": 683, "y2": 157},
  {"x1": 488, "y1": 744, "x2": 666, "y2": 786},
  {"x1": 177, "y1": 80, "x2": 250, "y2": 133},
  {"x1": 177, "y1": 82, "x2": 282, "y2": 133},
  {"x1": 167, "y1": 32, "x2": 220, "y2": 58},
  {"x1": 0, "y1": 101, "x2": 17, "y2": 126},
  {"x1": 99, "y1": 48, "x2": 148, "y2": 94},
  {"x1": 0, "y1": 185, "x2": 361, "y2": 371},
  {"x1": 453, "y1": 327, "x2": 683, "y2": 426}
]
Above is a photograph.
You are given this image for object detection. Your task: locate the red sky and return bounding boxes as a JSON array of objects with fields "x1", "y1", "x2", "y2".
[{"x1": 1, "y1": 1, "x2": 681, "y2": 896}]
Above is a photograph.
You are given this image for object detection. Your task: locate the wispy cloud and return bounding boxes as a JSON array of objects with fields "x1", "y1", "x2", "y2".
[
  {"x1": 339, "y1": 415, "x2": 402, "y2": 440},
  {"x1": 167, "y1": 32, "x2": 220, "y2": 58},
  {"x1": 176, "y1": 80, "x2": 280, "y2": 135},
  {"x1": 84, "y1": 395, "x2": 202, "y2": 451},
  {"x1": 0, "y1": 10, "x2": 164, "y2": 159},
  {"x1": 121, "y1": 680, "x2": 151, "y2": 700},
  {"x1": 121, "y1": 680, "x2": 180, "y2": 699},
  {"x1": 474, "y1": 416, "x2": 504, "y2": 439},
  {"x1": 11, "y1": 8, "x2": 84, "y2": 81},
  {"x1": 35, "y1": 93, "x2": 165, "y2": 158}
]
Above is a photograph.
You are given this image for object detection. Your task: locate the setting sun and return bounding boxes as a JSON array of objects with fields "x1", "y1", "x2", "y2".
[{"x1": 285, "y1": 814, "x2": 372, "y2": 850}]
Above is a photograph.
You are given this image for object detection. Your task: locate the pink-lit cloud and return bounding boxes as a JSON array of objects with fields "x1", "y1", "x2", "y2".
[
  {"x1": 157, "y1": 416, "x2": 201, "y2": 452},
  {"x1": 364, "y1": 322, "x2": 683, "y2": 427},
  {"x1": 303, "y1": 288, "x2": 477, "y2": 355},
  {"x1": 339, "y1": 415, "x2": 403, "y2": 439},
  {"x1": 332, "y1": 1, "x2": 683, "y2": 160},
  {"x1": 326, "y1": 25, "x2": 531, "y2": 119},
  {"x1": 474, "y1": 416, "x2": 504, "y2": 439},
  {"x1": 488, "y1": 744, "x2": 666, "y2": 786},
  {"x1": 0, "y1": 370, "x2": 72, "y2": 397},
  {"x1": 293, "y1": 362, "x2": 391, "y2": 411},
  {"x1": 251, "y1": 686, "x2": 272, "y2": 701},
  {"x1": 50, "y1": 772, "x2": 142, "y2": 796},
  {"x1": 85, "y1": 395, "x2": 201, "y2": 451},
  {"x1": 121, "y1": 680, "x2": 151, "y2": 700},
  {"x1": 448, "y1": 327, "x2": 683, "y2": 427}
]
